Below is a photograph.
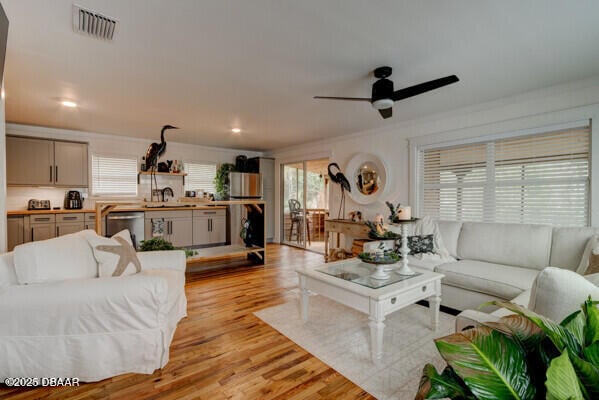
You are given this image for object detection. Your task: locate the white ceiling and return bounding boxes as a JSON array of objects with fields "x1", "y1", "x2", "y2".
[{"x1": 3, "y1": 1, "x2": 599, "y2": 151}]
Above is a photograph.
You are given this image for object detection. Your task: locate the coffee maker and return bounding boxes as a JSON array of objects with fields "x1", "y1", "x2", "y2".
[{"x1": 64, "y1": 191, "x2": 83, "y2": 209}]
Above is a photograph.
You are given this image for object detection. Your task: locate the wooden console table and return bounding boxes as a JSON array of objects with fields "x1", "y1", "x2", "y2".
[{"x1": 324, "y1": 219, "x2": 370, "y2": 262}]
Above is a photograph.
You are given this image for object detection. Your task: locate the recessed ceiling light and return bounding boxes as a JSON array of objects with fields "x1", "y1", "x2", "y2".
[
  {"x1": 231, "y1": 128, "x2": 241, "y2": 134},
  {"x1": 61, "y1": 100, "x2": 77, "y2": 108}
]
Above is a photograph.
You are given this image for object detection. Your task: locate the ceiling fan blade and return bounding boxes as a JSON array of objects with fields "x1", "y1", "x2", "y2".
[
  {"x1": 392, "y1": 75, "x2": 459, "y2": 102},
  {"x1": 378, "y1": 107, "x2": 392, "y2": 119},
  {"x1": 314, "y1": 96, "x2": 371, "y2": 102}
]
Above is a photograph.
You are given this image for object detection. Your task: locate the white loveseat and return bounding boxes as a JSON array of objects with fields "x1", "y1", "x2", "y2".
[
  {"x1": 408, "y1": 221, "x2": 599, "y2": 311},
  {"x1": 0, "y1": 230, "x2": 187, "y2": 382}
]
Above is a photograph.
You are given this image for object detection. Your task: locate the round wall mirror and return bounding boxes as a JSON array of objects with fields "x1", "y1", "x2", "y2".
[{"x1": 345, "y1": 153, "x2": 387, "y2": 204}]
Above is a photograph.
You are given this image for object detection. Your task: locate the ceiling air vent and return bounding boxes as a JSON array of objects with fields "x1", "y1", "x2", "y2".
[{"x1": 72, "y1": 5, "x2": 117, "y2": 40}]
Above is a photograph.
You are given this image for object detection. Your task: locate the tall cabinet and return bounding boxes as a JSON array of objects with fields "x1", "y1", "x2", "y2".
[
  {"x1": 6, "y1": 136, "x2": 88, "y2": 187},
  {"x1": 247, "y1": 157, "x2": 274, "y2": 243}
]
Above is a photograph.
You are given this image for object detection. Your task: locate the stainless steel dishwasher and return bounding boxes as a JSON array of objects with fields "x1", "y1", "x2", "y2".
[{"x1": 105, "y1": 212, "x2": 145, "y2": 249}]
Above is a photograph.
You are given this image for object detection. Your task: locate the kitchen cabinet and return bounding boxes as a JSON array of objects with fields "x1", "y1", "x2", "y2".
[
  {"x1": 260, "y1": 158, "x2": 275, "y2": 243},
  {"x1": 54, "y1": 141, "x2": 88, "y2": 186},
  {"x1": 7, "y1": 216, "x2": 25, "y2": 251},
  {"x1": 246, "y1": 157, "x2": 274, "y2": 242},
  {"x1": 145, "y1": 210, "x2": 193, "y2": 248},
  {"x1": 6, "y1": 136, "x2": 54, "y2": 186},
  {"x1": 6, "y1": 136, "x2": 88, "y2": 187},
  {"x1": 55, "y1": 213, "x2": 85, "y2": 237},
  {"x1": 84, "y1": 213, "x2": 96, "y2": 230},
  {"x1": 29, "y1": 214, "x2": 57, "y2": 242},
  {"x1": 193, "y1": 209, "x2": 226, "y2": 246}
]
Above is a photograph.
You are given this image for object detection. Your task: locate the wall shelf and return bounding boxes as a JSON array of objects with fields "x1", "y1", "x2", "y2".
[{"x1": 137, "y1": 171, "x2": 187, "y2": 184}]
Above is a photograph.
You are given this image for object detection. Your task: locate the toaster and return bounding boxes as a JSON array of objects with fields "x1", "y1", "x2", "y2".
[{"x1": 27, "y1": 199, "x2": 51, "y2": 210}]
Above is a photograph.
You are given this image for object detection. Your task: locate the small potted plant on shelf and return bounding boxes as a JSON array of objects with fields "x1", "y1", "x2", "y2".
[
  {"x1": 214, "y1": 163, "x2": 236, "y2": 200},
  {"x1": 139, "y1": 237, "x2": 197, "y2": 258}
]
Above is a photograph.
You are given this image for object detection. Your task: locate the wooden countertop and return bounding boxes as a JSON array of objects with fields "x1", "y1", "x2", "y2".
[
  {"x1": 112, "y1": 205, "x2": 228, "y2": 212},
  {"x1": 7, "y1": 209, "x2": 96, "y2": 216},
  {"x1": 7, "y1": 203, "x2": 238, "y2": 215}
]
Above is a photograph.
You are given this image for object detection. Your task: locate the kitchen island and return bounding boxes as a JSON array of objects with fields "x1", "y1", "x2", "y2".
[{"x1": 94, "y1": 200, "x2": 267, "y2": 266}]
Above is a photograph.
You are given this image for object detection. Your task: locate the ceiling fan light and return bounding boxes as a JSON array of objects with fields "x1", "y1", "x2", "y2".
[{"x1": 371, "y1": 98, "x2": 393, "y2": 110}]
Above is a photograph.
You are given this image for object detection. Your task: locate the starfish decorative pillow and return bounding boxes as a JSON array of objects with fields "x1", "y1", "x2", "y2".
[{"x1": 88, "y1": 230, "x2": 142, "y2": 277}]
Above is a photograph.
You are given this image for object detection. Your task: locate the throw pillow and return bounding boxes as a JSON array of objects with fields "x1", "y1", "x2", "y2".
[
  {"x1": 88, "y1": 230, "x2": 141, "y2": 277},
  {"x1": 407, "y1": 234, "x2": 434, "y2": 254},
  {"x1": 14, "y1": 231, "x2": 99, "y2": 285},
  {"x1": 413, "y1": 216, "x2": 452, "y2": 259},
  {"x1": 576, "y1": 235, "x2": 599, "y2": 275}
]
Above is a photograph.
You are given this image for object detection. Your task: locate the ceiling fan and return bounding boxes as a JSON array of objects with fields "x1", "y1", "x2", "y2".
[{"x1": 314, "y1": 66, "x2": 459, "y2": 119}]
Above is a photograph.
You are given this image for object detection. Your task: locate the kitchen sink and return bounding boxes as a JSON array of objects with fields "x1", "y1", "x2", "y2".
[{"x1": 143, "y1": 202, "x2": 193, "y2": 208}]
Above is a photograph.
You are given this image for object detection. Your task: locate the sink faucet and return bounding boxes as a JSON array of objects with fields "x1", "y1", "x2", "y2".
[{"x1": 161, "y1": 187, "x2": 174, "y2": 202}]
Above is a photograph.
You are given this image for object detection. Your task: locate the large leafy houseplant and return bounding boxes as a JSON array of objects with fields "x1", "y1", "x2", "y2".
[
  {"x1": 214, "y1": 163, "x2": 236, "y2": 200},
  {"x1": 416, "y1": 297, "x2": 599, "y2": 400}
]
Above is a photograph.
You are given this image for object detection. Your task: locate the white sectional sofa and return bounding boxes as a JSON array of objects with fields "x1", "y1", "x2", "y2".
[
  {"x1": 0, "y1": 230, "x2": 187, "y2": 382},
  {"x1": 408, "y1": 221, "x2": 599, "y2": 311}
]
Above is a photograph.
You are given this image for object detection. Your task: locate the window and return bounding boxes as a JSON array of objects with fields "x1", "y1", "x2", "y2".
[
  {"x1": 91, "y1": 154, "x2": 138, "y2": 196},
  {"x1": 419, "y1": 126, "x2": 591, "y2": 227},
  {"x1": 184, "y1": 162, "x2": 217, "y2": 193}
]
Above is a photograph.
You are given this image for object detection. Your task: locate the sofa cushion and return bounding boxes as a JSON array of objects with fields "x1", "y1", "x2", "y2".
[
  {"x1": 528, "y1": 267, "x2": 599, "y2": 322},
  {"x1": 406, "y1": 255, "x2": 444, "y2": 272},
  {"x1": 436, "y1": 220, "x2": 462, "y2": 258},
  {"x1": 435, "y1": 260, "x2": 539, "y2": 300},
  {"x1": 14, "y1": 231, "x2": 98, "y2": 285},
  {"x1": 551, "y1": 227, "x2": 599, "y2": 271},
  {"x1": 457, "y1": 222, "x2": 552, "y2": 269}
]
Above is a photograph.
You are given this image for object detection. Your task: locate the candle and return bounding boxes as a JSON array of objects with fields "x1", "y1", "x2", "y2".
[{"x1": 397, "y1": 206, "x2": 412, "y2": 220}]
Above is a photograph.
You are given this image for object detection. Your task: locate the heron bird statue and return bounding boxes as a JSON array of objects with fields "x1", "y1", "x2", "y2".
[
  {"x1": 328, "y1": 162, "x2": 351, "y2": 219},
  {"x1": 145, "y1": 125, "x2": 179, "y2": 171}
]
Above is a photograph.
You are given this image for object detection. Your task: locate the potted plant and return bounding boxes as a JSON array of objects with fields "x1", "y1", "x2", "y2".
[
  {"x1": 139, "y1": 237, "x2": 197, "y2": 258},
  {"x1": 214, "y1": 163, "x2": 236, "y2": 200},
  {"x1": 416, "y1": 298, "x2": 599, "y2": 400}
]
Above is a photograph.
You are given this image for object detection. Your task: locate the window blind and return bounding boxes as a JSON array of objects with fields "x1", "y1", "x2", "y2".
[
  {"x1": 184, "y1": 162, "x2": 217, "y2": 193},
  {"x1": 420, "y1": 126, "x2": 590, "y2": 227},
  {"x1": 91, "y1": 155, "x2": 138, "y2": 196}
]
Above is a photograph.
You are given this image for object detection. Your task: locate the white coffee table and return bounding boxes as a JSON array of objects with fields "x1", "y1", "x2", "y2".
[{"x1": 296, "y1": 258, "x2": 444, "y2": 363}]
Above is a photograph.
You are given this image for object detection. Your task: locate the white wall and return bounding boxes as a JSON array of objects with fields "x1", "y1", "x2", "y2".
[
  {"x1": 0, "y1": 88, "x2": 6, "y2": 252},
  {"x1": 5, "y1": 123, "x2": 261, "y2": 210},
  {"x1": 268, "y1": 76, "x2": 599, "y2": 243}
]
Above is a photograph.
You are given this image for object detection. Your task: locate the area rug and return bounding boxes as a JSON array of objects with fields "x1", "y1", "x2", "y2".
[{"x1": 254, "y1": 292, "x2": 455, "y2": 400}]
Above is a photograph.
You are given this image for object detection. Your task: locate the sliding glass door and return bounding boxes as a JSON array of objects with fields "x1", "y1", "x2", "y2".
[{"x1": 281, "y1": 158, "x2": 329, "y2": 253}]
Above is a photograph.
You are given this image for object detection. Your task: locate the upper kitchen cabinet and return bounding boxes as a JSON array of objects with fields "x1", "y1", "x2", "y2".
[
  {"x1": 6, "y1": 136, "x2": 54, "y2": 186},
  {"x1": 54, "y1": 141, "x2": 88, "y2": 186},
  {"x1": 6, "y1": 136, "x2": 88, "y2": 187}
]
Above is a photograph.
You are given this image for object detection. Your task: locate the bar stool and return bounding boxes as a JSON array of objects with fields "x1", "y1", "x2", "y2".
[{"x1": 288, "y1": 199, "x2": 311, "y2": 245}]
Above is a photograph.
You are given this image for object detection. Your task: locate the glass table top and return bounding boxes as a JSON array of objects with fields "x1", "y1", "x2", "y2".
[{"x1": 316, "y1": 262, "x2": 421, "y2": 289}]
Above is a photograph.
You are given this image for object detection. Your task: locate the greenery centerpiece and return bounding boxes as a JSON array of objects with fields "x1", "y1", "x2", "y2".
[
  {"x1": 139, "y1": 237, "x2": 197, "y2": 258},
  {"x1": 365, "y1": 220, "x2": 401, "y2": 240},
  {"x1": 385, "y1": 201, "x2": 403, "y2": 223},
  {"x1": 214, "y1": 163, "x2": 236, "y2": 200},
  {"x1": 416, "y1": 297, "x2": 599, "y2": 400},
  {"x1": 358, "y1": 250, "x2": 400, "y2": 265}
]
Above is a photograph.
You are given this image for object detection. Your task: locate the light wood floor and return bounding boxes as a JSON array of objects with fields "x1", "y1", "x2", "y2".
[{"x1": 0, "y1": 245, "x2": 373, "y2": 400}]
